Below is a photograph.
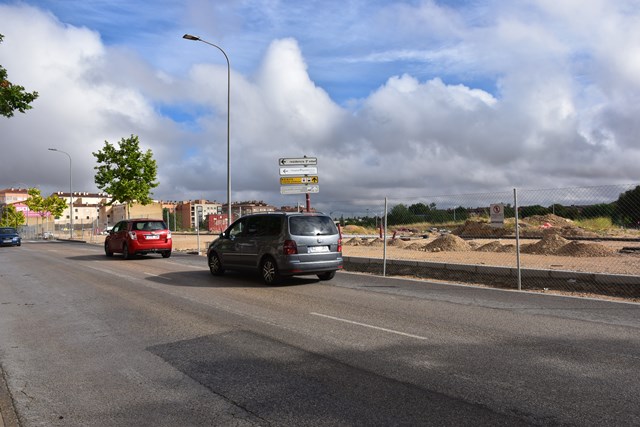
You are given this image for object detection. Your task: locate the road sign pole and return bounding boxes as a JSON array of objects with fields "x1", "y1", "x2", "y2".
[{"x1": 306, "y1": 192, "x2": 311, "y2": 212}]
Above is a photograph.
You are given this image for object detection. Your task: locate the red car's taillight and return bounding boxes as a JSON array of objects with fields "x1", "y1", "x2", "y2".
[
  {"x1": 128, "y1": 231, "x2": 137, "y2": 240},
  {"x1": 283, "y1": 239, "x2": 298, "y2": 255}
]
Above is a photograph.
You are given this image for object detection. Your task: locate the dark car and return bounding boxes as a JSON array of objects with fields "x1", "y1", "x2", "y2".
[
  {"x1": 0, "y1": 227, "x2": 21, "y2": 247},
  {"x1": 105, "y1": 219, "x2": 172, "y2": 259},
  {"x1": 207, "y1": 212, "x2": 343, "y2": 285}
]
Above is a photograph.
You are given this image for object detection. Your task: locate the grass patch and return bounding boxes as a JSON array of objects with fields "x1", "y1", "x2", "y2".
[{"x1": 574, "y1": 217, "x2": 613, "y2": 232}]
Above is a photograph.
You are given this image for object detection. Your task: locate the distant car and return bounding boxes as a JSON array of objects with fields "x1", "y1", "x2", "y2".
[
  {"x1": 207, "y1": 212, "x2": 343, "y2": 285},
  {"x1": 0, "y1": 227, "x2": 22, "y2": 247},
  {"x1": 104, "y1": 219, "x2": 172, "y2": 259}
]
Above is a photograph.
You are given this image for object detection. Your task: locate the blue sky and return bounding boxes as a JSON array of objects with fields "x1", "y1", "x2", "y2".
[{"x1": 1, "y1": 0, "x2": 640, "y2": 213}]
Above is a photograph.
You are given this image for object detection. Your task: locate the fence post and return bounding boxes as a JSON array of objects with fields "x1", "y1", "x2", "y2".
[
  {"x1": 383, "y1": 197, "x2": 388, "y2": 277},
  {"x1": 514, "y1": 188, "x2": 522, "y2": 291}
]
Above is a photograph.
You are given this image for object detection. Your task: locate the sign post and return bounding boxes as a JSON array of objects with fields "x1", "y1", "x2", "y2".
[{"x1": 278, "y1": 156, "x2": 319, "y2": 211}]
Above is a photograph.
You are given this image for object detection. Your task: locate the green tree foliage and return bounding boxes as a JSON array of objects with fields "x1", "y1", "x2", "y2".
[
  {"x1": 24, "y1": 188, "x2": 66, "y2": 229},
  {"x1": 579, "y1": 203, "x2": 615, "y2": 219},
  {"x1": 613, "y1": 185, "x2": 640, "y2": 227},
  {"x1": 93, "y1": 134, "x2": 159, "y2": 218},
  {"x1": 1, "y1": 34, "x2": 39, "y2": 118},
  {"x1": 0, "y1": 204, "x2": 25, "y2": 228},
  {"x1": 387, "y1": 204, "x2": 416, "y2": 225},
  {"x1": 519, "y1": 204, "x2": 549, "y2": 218}
]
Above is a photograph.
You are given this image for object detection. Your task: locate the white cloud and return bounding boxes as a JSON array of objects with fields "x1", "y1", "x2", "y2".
[{"x1": 1, "y1": 1, "x2": 640, "y2": 214}]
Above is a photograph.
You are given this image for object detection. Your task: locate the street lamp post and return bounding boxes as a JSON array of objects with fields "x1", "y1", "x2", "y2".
[
  {"x1": 183, "y1": 33, "x2": 232, "y2": 227},
  {"x1": 48, "y1": 148, "x2": 73, "y2": 239}
]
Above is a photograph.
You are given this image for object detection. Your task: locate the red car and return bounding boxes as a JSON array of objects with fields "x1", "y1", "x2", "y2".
[{"x1": 105, "y1": 219, "x2": 172, "y2": 259}]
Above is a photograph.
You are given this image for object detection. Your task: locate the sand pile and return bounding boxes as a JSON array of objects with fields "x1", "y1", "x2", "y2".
[
  {"x1": 524, "y1": 214, "x2": 574, "y2": 227},
  {"x1": 521, "y1": 233, "x2": 569, "y2": 255},
  {"x1": 343, "y1": 237, "x2": 365, "y2": 246},
  {"x1": 421, "y1": 234, "x2": 472, "y2": 252},
  {"x1": 366, "y1": 238, "x2": 385, "y2": 247},
  {"x1": 405, "y1": 241, "x2": 428, "y2": 251},
  {"x1": 453, "y1": 220, "x2": 510, "y2": 237},
  {"x1": 387, "y1": 238, "x2": 409, "y2": 248},
  {"x1": 477, "y1": 241, "x2": 508, "y2": 252},
  {"x1": 556, "y1": 241, "x2": 616, "y2": 257},
  {"x1": 556, "y1": 226, "x2": 598, "y2": 238}
]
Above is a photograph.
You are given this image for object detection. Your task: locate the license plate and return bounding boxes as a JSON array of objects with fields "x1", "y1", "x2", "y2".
[
  {"x1": 308, "y1": 246, "x2": 329, "y2": 253},
  {"x1": 145, "y1": 235, "x2": 160, "y2": 240}
]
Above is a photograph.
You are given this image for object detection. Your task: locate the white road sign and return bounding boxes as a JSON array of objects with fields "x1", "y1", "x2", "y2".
[
  {"x1": 490, "y1": 203, "x2": 505, "y2": 228},
  {"x1": 280, "y1": 185, "x2": 320, "y2": 195},
  {"x1": 279, "y1": 166, "x2": 318, "y2": 176},
  {"x1": 279, "y1": 157, "x2": 317, "y2": 166}
]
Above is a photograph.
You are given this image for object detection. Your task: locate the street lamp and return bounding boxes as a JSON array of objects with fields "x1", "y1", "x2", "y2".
[
  {"x1": 48, "y1": 148, "x2": 73, "y2": 239},
  {"x1": 183, "y1": 33, "x2": 232, "y2": 227}
]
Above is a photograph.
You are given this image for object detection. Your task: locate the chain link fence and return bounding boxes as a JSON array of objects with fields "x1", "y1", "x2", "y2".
[{"x1": 328, "y1": 184, "x2": 640, "y2": 300}]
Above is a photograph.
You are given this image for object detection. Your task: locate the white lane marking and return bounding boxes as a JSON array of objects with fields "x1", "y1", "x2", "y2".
[
  {"x1": 144, "y1": 272, "x2": 172, "y2": 281},
  {"x1": 310, "y1": 312, "x2": 428, "y2": 340}
]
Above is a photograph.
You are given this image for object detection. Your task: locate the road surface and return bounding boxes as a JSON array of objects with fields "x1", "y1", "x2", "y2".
[{"x1": 1, "y1": 241, "x2": 639, "y2": 426}]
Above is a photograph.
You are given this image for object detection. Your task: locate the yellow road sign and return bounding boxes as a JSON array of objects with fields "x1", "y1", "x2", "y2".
[{"x1": 280, "y1": 176, "x2": 319, "y2": 185}]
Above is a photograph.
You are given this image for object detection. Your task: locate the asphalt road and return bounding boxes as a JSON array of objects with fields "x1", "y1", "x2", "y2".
[{"x1": 1, "y1": 241, "x2": 639, "y2": 426}]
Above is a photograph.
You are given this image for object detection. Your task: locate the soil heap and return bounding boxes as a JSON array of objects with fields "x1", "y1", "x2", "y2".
[
  {"x1": 521, "y1": 231, "x2": 569, "y2": 255},
  {"x1": 421, "y1": 234, "x2": 472, "y2": 252},
  {"x1": 556, "y1": 241, "x2": 616, "y2": 257}
]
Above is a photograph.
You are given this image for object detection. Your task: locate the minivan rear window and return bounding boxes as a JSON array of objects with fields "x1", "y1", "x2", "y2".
[{"x1": 289, "y1": 216, "x2": 338, "y2": 236}]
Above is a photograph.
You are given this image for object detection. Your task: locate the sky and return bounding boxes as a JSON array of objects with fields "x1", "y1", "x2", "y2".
[{"x1": 1, "y1": 0, "x2": 640, "y2": 215}]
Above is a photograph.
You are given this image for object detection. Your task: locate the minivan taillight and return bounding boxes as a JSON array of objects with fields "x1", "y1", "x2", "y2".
[
  {"x1": 283, "y1": 239, "x2": 298, "y2": 255},
  {"x1": 337, "y1": 237, "x2": 342, "y2": 253}
]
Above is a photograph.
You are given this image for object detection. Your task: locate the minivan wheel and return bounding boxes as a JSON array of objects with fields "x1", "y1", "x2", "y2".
[
  {"x1": 260, "y1": 256, "x2": 280, "y2": 285},
  {"x1": 105, "y1": 242, "x2": 113, "y2": 257},
  {"x1": 317, "y1": 271, "x2": 336, "y2": 281},
  {"x1": 208, "y1": 252, "x2": 224, "y2": 275}
]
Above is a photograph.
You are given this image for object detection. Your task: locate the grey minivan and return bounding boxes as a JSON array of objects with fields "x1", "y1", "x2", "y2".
[{"x1": 207, "y1": 212, "x2": 343, "y2": 285}]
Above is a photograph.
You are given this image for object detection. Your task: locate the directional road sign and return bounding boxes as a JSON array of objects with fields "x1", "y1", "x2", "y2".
[
  {"x1": 280, "y1": 176, "x2": 319, "y2": 185},
  {"x1": 280, "y1": 185, "x2": 320, "y2": 195},
  {"x1": 279, "y1": 166, "x2": 318, "y2": 176},
  {"x1": 279, "y1": 157, "x2": 317, "y2": 166}
]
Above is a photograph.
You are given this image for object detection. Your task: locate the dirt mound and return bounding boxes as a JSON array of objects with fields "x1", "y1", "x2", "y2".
[
  {"x1": 453, "y1": 220, "x2": 510, "y2": 237},
  {"x1": 523, "y1": 214, "x2": 574, "y2": 227},
  {"x1": 556, "y1": 226, "x2": 598, "y2": 238},
  {"x1": 521, "y1": 233, "x2": 569, "y2": 255},
  {"x1": 387, "y1": 238, "x2": 409, "y2": 248},
  {"x1": 366, "y1": 238, "x2": 384, "y2": 247},
  {"x1": 344, "y1": 237, "x2": 365, "y2": 246},
  {"x1": 476, "y1": 241, "x2": 504, "y2": 252},
  {"x1": 556, "y1": 241, "x2": 616, "y2": 257},
  {"x1": 421, "y1": 234, "x2": 472, "y2": 252},
  {"x1": 404, "y1": 241, "x2": 429, "y2": 251}
]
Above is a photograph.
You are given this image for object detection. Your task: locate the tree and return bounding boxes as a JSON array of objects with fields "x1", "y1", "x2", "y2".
[
  {"x1": 93, "y1": 134, "x2": 159, "y2": 218},
  {"x1": 0, "y1": 204, "x2": 25, "y2": 228},
  {"x1": 1, "y1": 34, "x2": 39, "y2": 118},
  {"x1": 24, "y1": 188, "x2": 67, "y2": 233},
  {"x1": 387, "y1": 204, "x2": 415, "y2": 225},
  {"x1": 613, "y1": 185, "x2": 640, "y2": 227}
]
